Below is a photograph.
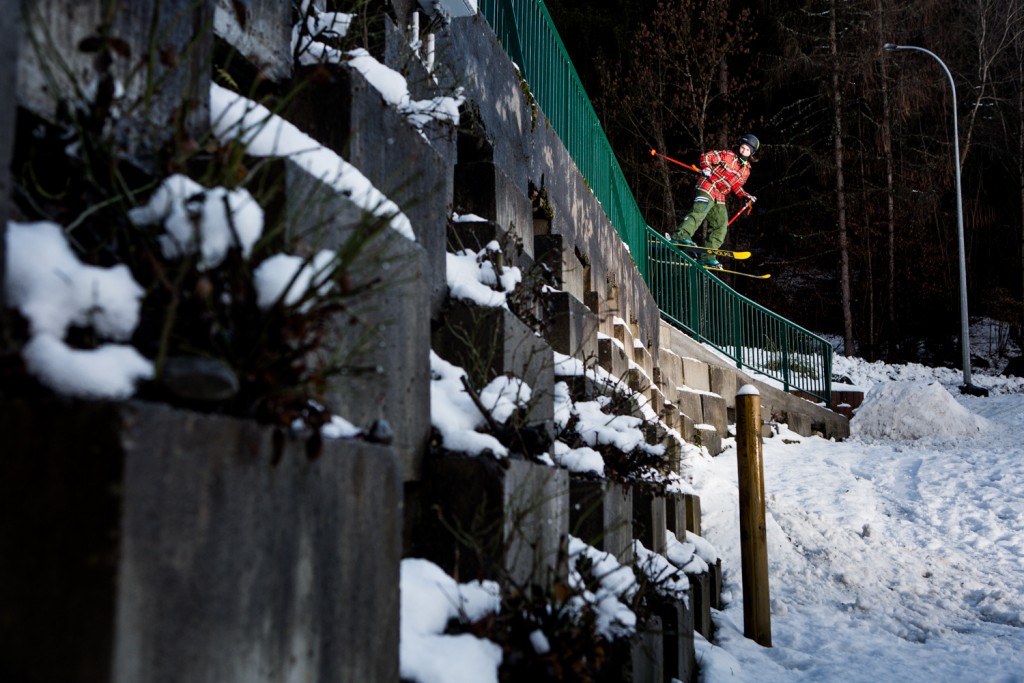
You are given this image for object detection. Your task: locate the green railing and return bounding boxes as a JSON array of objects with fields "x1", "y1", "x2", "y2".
[
  {"x1": 647, "y1": 233, "x2": 832, "y2": 402},
  {"x1": 477, "y1": 0, "x2": 833, "y2": 404},
  {"x1": 479, "y1": 0, "x2": 649, "y2": 274}
]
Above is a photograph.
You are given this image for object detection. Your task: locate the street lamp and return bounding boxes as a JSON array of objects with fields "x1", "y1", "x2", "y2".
[{"x1": 882, "y1": 43, "x2": 987, "y2": 396}]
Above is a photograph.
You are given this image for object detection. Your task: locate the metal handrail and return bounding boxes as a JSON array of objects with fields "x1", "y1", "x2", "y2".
[
  {"x1": 647, "y1": 232, "x2": 832, "y2": 403},
  {"x1": 479, "y1": 0, "x2": 649, "y2": 275},
  {"x1": 477, "y1": 0, "x2": 833, "y2": 405}
]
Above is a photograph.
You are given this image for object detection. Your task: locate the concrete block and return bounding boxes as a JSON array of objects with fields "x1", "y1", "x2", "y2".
[
  {"x1": 648, "y1": 384, "x2": 666, "y2": 418},
  {"x1": 0, "y1": 399, "x2": 402, "y2": 683},
  {"x1": 433, "y1": 301, "x2": 555, "y2": 439},
  {"x1": 710, "y1": 558, "x2": 723, "y2": 610},
  {"x1": 284, "y1": 159, "x2": 431, "y2": 482},
  {"x1": 676, "y1": 386, "x2": 704, "y2": 425},
  {"x1": 561, "y1": 247, "x2": 589, "y2": 303},
  {"x1": 786, "y1": 411, "x2": 815, "y2": 437},
  {"x1": 665, "y1": 494, "x2": 702, "y2": 537},
  {"x1": 685, "y1": 495, "x2": 703, "y2": 535},
  {"x1": 709, "y1": 364, "x2": 738, "y2": 409},
  {"x1": 660, "y1": 400, "x2": 680, "y2": 433},
  {"x1": 627, "y1": 367, "x2": 652, "y2": 397},
  {"x1": 660, "y1": 421, "x2": 681, "y2": 472},
  {"x1": 569, "y1": 478, "x2": 633, "y2": 565},
  {"x1": 18, "y1": 0, "x2": 212, "y2": 156},
  {"x1": 598, "y1": 336, "x2": 630, "y2": 383},
  {"x1": 681, "y1": 357, "x2": 711, "y2": 392},
  {"x1": 414, "y1": 456, "x2": 569, "y2": 590},
  {"x1": 633, "y1": 492, "x2": 667, "y2": 555},
  {"x1": 634, "y1": 341, "x2": 654, "y2": 381},
  {"x1": 665, "y1": 496, "x2": 684, "y2": 538},
  {"x1": 700, "y1": 393, "x2": 729, "y2": 436},
  {"x1": 534, "y1": 234, "x2": 589, "y2": 304},
  {"x1": 544, "y1": 290, "x2": 599, "y2": 363},
  {"x1": 214, "y1": 0, "x2": 292, "y2": 82},
  {"x1": 656, "y1": 598, "x2": 695, "y2": 683},
  {"x1": 688, "y1": 570, "x2": 713, "y2": 640},
  {"x1": 696, "y1": 425, "x2": 723, "y2": 456},
  {"x1": 656, "y1": 348, "x2": 685, "y2": 395},
  {"x1": 679, "y1": 412, "x2": 696, "y2": 445},
  {"x1": 286, "y1": 62, "x2": 453, "y2": 317},
  {"x1": 448, "y1": 216, "x2": 502, "y2": 253},
  {"x1": 453, "y1": 160, "x2": 534, "y2": 258},
  {"x1": 613, "y1": 318, "x2": 632, "y2": 352},
  {"x1": 630, "y1": 615, "x2": 665, "y2": 683}
]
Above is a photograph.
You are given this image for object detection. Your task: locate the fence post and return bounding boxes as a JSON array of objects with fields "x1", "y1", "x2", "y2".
[{"x1": 735, "y1": 384, "x2": 772, "y2": 646}]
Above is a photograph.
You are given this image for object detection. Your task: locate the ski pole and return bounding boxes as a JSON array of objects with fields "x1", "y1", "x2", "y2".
[
  {"x1": 650, "y1": 148, "x2": 701, "y2": 174},
  {"x1": 728, "y1": 199, "x2": 753, "y2": 226}
]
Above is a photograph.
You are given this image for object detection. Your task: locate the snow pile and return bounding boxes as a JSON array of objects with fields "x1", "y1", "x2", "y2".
[
  {"x1": 400, "y1": 558, "x2": 502, "y2": 683},
  {"x1": 634, "y1": 540, "x2": 690, "y2": 600},
  {"x1": 430, "y1": 350, "x2": 535, "y2": 458},
  {"x1": 664, "y1": 529, "x2": 715, "y2": 575},
  {"x1": 550, "y1": 440, "x2": 605, "y2": 476},
  {"x1": 445, "y1": 241, "x2": 522, "y2": 308},
  {"x1": 571, "y1": 397, "x2": 667, "y2": 463},
  {"x1": 683, "y1": 351, "x2": 1024, "y2": 682},
  {"x1": 209, "y1": 82, "x2": 415, "y2": 241},
  {"x1": 4, "y1": 221, "x2": 153, "y2": 398},
  {"x1": 851, "y1": 380, "x2": 991, "y2": 441},
  {"x1": 567, "y1": 536, "x2": 638, "y2": 639},
  {"x1": 253, "y1": 250, "x2": 337, "y2": 311},
  {"x1": 128, "y1": 174, "x2": 262, "y2": 270},
  {"x1": 346, "y1": 48, "x2": 464, "y2": 130},
  {"x1": 292, "y1": 2, "x2": 353, "y2": 65}
]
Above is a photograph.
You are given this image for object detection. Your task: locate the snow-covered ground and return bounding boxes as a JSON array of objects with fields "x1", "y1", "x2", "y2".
[{"x1": 690, "y1": 344, "x2": 1024, "y2": 682}]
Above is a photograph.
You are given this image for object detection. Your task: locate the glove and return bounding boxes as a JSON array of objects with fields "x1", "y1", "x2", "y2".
[
  {"x1": 746, "y1": 195, "x2": 757, "y2": 203},
  {"x1": 701, "y1": 167, "x2": 712, "y2": 178}
]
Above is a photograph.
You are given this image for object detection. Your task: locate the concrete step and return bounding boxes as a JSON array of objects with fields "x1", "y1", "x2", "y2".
[
  {"x1": 281, "y1": 157, "x2": 431, "y2": 481},
  {"x1": 286, "y1": 61, "x2": 454, "y2": 317},
  {"x1": 1, "y1": 400, "x2": 402, "y2": 683},
  {"x1": 432, "y1": 300, "x2": 556, "y2": 440},
  {"x1": 543, "y1": 290, "x2": 600, "y2": 362},
  {"x1": 453, "y1": 160, "x2": 535, "y2": 258},
  {"x1": 411, "y1": 456, "x2": 569, "y2": 591},
  {"x1": 569, "y1": 478, "x2": 634, "y2": 565}
]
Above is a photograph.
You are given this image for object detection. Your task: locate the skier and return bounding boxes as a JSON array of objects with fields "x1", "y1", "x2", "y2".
[{"x1": 671, "y1": 134, "x2": 759, "y2": 269}]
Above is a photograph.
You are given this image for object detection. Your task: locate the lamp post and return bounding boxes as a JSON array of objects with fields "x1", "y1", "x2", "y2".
[{"x1": 882, "y1": 43, "x2": 986, "y2": 396}]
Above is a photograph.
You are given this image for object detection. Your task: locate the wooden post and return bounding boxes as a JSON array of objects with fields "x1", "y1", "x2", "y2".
[{"x1": 735, "y1": 384, "x2": 772, "y2": 646}]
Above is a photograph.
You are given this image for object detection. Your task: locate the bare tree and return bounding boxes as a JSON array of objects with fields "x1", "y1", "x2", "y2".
[
  {"x1": 595, "y1": 0, "x2": 757, "y2": 231},
  {"x1": 875, "y1": 0, "x2": 897, "y2": 354},
  {"x1": 829, "y1": 0, "x2": 854, "y2": 354}
]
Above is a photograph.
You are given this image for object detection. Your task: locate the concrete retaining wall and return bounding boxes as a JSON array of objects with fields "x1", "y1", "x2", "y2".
[{"x1": 0, "y1": 2, "x2": 852, "y2": 681}]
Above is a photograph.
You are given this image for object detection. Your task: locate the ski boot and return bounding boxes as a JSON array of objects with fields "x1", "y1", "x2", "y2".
[
  {"x1": 699, "y1": 255, "x2": 723, "y2": 270},
  {"x1": 674, "y1": 237, "x2": 700, "y2": 259}
]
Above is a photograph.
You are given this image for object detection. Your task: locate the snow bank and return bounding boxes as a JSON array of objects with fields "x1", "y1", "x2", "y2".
[{"x1": 851, "y1": 380, "x2": 991, "y2": 440}]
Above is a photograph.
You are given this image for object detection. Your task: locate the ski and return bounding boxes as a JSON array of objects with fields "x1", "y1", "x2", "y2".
[
  {"x1": 675, "y1": 243, "x2": 751, "y2": 260},
  {"x1": 699, "y1": 264, "x2": 770, "y2": 279},
  {"x1": 650, "y1": 238, "x2": 751, "y2": 260}
]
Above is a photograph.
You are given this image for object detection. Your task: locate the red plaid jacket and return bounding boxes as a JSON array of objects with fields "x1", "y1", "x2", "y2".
[{"x1": 696, "y1": 149, "x2": 752, "y2": 203}]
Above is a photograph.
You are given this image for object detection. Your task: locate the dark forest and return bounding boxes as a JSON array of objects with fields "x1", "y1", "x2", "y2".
[{"x1": 545, "y1": 0, "x2": 1024, "y2": 367}]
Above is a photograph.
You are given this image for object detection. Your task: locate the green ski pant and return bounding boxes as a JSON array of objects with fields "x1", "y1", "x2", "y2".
[{"x1": 673, "y1": 191, "x2": 729, "y2": 250}]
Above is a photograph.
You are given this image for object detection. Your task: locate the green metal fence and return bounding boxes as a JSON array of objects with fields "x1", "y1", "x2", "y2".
[
  {"x1": 647, "y1": 233, "x2": 832, "y2": 402},
  {"x1": 477, "y1": 0, "x2": 834, "y2": 404},
  {"x1": 479, "y1": 0, "x2": 649, "y2": 273}
]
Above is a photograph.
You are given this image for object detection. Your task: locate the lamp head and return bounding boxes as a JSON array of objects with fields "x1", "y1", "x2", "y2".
[{"x1": 883, "y1": 43, "x2": 898, "y2": 51}]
